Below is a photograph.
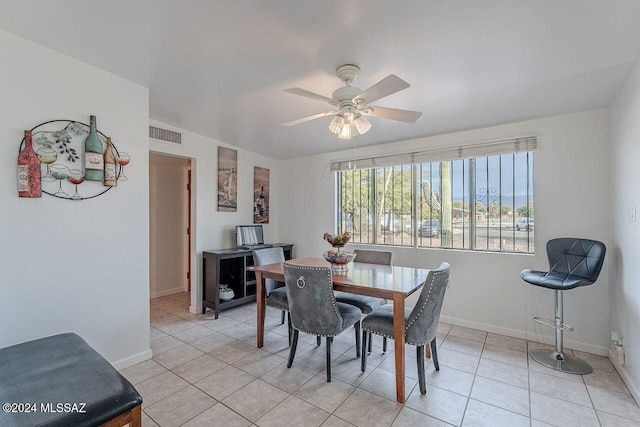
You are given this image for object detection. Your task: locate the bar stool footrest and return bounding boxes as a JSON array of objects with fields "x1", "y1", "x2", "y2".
[{"x1": 533, "y1": 316, "x2": 574, "y2": 331}]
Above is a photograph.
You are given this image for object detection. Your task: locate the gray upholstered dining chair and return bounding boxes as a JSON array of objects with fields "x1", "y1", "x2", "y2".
[
  {"x1": 361, "y1": 262, "x2": 450, "y2": 395},
  {"x1": 521, "y1": 237, "x2": 606, "y2": 374},
  {"x1": 335, "y1": 249, "x2": 391, "y2": 352},
  {"x1": 284, "y1": 262, "x2": 362, "y2": 382},
  {"x1": 253, "y1": 247, "x2": 290, "y2": 343}
]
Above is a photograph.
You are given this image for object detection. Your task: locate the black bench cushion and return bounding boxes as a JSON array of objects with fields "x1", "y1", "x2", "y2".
[{"x1": 0, "y1": 333, "x2": 142, "y2": 427}]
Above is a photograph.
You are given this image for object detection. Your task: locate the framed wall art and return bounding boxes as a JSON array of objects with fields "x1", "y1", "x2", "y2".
[
  {"x1": 254, "y1": 166, "x2": 269, "y2": 224},
  {"x1": 217, "y1": 146, "x2": 237, "y2": 212}
]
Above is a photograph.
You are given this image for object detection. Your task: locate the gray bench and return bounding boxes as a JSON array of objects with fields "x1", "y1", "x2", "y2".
[{"x1": 0, "y1": 333, "x2": 142, "y2": 426}]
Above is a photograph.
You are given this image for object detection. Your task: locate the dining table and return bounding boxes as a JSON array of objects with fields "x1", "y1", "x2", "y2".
[{"x1": 250, "y1": 256, "x2": 430, "y2": 404}]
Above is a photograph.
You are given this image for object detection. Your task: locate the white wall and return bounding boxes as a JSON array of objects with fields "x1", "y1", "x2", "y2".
[
  {"x1": 609, "y1": 60, "x2": 640, "y2": 402},
  {"x1": 148, "y1": 121, "x2": 282, "y2": 314},
  {"x1": 149, "y1": 153, "x2": 190, "y2": 298},
  {"x1": 280, "y1": 109, "x2": 611, "y2": 354},
  {"x1": 0, "y1": 30, "x2": 150, "y2": 368}
]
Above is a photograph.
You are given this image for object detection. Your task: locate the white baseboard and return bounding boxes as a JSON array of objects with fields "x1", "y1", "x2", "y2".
[
  {"x1": 150, "y1": 286, "x2": 185, "y2": 299},
  {"x1": 190, "y1": 304, "x2": 202, "y2": 314},
  {"x1": 608, "y1": 348, "x2": 640, "y2": 406},
  {"x1": 112, "y1": 349, "x2": 152, "y2": 370},
  {"x1": 439, "y1": 315, "x2": 608, "y2": 356}
]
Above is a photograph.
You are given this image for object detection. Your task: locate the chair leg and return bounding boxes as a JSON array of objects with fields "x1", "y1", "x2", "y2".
[
  {"x1": 361, "y1": 330, "x2": 368, "y2": 372},
  {"x1": 355, "y1": 321, "x2": 361, "y2": 358},
  {"x1": 430, "y1": 338, "x2": 439, "y2": 371},
  {"x1": 326, "y1": 337, "x2": 332, "y2": 382},
  {"x1": 317, "y1": 336, "x2": 321, "y2": 346},
  {"x1": 382, "y1": 337, "x2": 387, "y2": 353},
  {"x1": 416, "y1": 345, "x2": 426, "y2": 394},
  {"x1": 287, "y1": 312, "x2": 292, "y2": 346},
  {"x1": 367, "y1": 332, "x2": 372, "y2": 353},
  {"x1": 287, "y1": 329, "x2": 299, "y2": 368},
  {"x1": 280, "y1": 310, "x2": 285, "y2": 325}
]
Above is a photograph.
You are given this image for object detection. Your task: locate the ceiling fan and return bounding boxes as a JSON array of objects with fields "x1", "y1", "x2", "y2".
[{"x1": 282, "y1": 64, "x2": 422, "y2": 140}]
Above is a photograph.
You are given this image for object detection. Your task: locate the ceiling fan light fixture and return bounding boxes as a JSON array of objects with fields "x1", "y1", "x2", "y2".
[
  {"x1": 329, "y1": 115, "x2": 345, "y2": 134},
  {"x1": 353, "y1": 115, "x2": 372, "y2": 135},
  {"x1": 337, "y1": 122, "x2": 352, "y2": 140}
]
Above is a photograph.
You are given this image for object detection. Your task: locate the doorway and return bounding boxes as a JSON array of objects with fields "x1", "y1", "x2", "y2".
[{"x1": 149, "y1": 152, "x2": 192, "y2": 299}]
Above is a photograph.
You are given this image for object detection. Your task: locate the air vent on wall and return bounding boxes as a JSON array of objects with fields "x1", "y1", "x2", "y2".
[{"x1": 149, "y1": 126, "x2": 181, "y2": 144}]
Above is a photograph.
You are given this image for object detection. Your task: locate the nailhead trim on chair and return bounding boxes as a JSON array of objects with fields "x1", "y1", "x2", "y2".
[
  {"x1": 284, "y1": 263, "x2": 345, "y2": 338},
  {"x1": 362, "y1": 270, "x2": 449, "y2": 346}
]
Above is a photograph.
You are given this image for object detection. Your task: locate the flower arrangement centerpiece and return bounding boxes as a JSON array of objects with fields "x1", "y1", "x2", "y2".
[{"x1": 322, "y1": 231, "x2": 355, "y2": 273}]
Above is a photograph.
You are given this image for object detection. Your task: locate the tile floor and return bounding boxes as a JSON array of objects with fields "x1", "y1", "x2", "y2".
[{"x1": 122, "y1": 292, "x2": 640, "y2": 426}]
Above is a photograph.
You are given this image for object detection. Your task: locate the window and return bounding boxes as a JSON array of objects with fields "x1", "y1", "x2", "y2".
[{"x1": 335, "y1": 138, "x2": 535, "y2": 253}]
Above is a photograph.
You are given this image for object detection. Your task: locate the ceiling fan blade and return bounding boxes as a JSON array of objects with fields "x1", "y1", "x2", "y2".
[
  {"x1": 354, "y1": 75, "x2": 410, "y2": 104},
  {"x1": 361, "y1": 106, "x2": 422, "y2": 123},
  {"x1": 283, "y1": 88, "x2": 333, "y2": 104},
  {"x1": 282, "y1": 111, "x2": 337, "y2": 126}
]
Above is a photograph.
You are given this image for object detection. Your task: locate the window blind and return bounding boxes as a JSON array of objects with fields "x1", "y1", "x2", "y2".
[{"x1": 330, "y1": 136, "x2": 537, "y2": 172}]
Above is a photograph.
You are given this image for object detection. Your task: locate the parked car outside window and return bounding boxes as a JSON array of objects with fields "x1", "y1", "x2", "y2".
[
  {"x1": 516, "y1": 217, "x2": 534, "y2": 231},
  {"x1": 419, "y1": 219, "x2": 441, "y2": 237}
]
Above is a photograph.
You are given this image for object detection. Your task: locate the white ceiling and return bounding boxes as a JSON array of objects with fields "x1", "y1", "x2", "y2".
[{"x1": 2, "y1": 0, "x2": 640, "y2": 160}]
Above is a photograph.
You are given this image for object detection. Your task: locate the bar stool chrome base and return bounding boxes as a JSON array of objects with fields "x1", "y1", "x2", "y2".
[{"x1": 530, "y1": 348, "x2": 593, "y2": 374}]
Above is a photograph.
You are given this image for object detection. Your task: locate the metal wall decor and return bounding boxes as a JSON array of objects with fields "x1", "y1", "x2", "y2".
[{"x1": 17, "y1": 119, "x2": 131, "y2": 200}]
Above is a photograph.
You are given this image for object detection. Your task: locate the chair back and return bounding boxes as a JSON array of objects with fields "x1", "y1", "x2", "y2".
[
  {"x1": 283, "y1": 263, "x2": 344, "y2": 337},
  {"x1": 546, "y1": 238, "x2": 606, "y2": 284},
  {"x1": 353, "y1": 249, "x2": 392, "y2": 265},
  {"x1": 405, "y1": 262, "x2": 451, "y2": 346},
  {"x1": 253, "y1": 247, "x2": 285, "y2": 294}
]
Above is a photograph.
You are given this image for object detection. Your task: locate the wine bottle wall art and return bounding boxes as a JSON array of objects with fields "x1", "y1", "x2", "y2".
[{"x1": 16, "y1": 118, "x2": 131, "y2": 200}]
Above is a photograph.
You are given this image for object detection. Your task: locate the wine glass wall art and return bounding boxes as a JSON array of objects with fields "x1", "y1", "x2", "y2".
[{"x1": 17, "y1": 118, "x2": 131, "y2": 200}]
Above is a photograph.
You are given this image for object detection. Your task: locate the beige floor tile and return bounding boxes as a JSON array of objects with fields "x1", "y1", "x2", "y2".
[
  {"x1": 210, "y1": 340, "x2": 259, "y2": 364},
  {"x1": 144, "y1": 385, "x2": 216, "y2": 426},
  {"x1": 155, "y1": 319, "x2": 199, "y2": 335},
  {"x1": 470, "y1": 376, "x2": 529, "y2": 416},
  {"x1": 476, "y1": 358, "x2": 528, "y2": 390},
  {"x1": 485, "y1": 333, "x2": 527, "y2": 352},
  {"x1": 150, "y1": 327, "x2": 169, "y2": 342},
  {"x1": 320, "y1": 415, "x2": 357, "y2": 427},
  {"x1": 232, "y1": 349, "x2": 286, "y2": 377},
  {"x1": 584, "y1": 367, "x2": 631, "y2": 394},
  {"x1": 481, "y1": 344, "x2": 528, "y2": 369},
  {"x1": 440, "y1": 335, "x2": 484, "y2": 357},
  {"x1": 597, "y1": 410, "x2": 640, "y2": 427},
  {"x1": 153, "y1": 343, "x2": 205, "y2": 369},
  {"x1": 462, "y1": 399, "x2": 530, "y2": 427},
  {"x1": 171, "y1": 325, "x2": 215, "y2": 343},
  {"x1": 181, "y1": 403, "x2": 252, "y2": 427},
  {"x1": 136, "y1": 371, "x2": 190, "y2": 408},
  {"x1": 222, "y1": 379, "x2": 289, "y2": 422},
  {"x1": 257, "y1": 395, "x2": 330, "y2": 427},
  {"x1": 120, "y1": 359, "x2": 168, "y2": 385},
  {"x1": 172, "y1": 354, "x2": 229, "y2": 384},
  {"x1": 448, "y1": 326, "x2": 487, "y2": 343},
  {"x1": 189, "y1": 331, "x2": 236, "y2": 353},
  {"x1": 194, "y1": 365, "x2": 255, "y2": 401},
  {"x1": 376, "y1": 350, "x2": 421, "y2": 381},
  {"x1": 219, "y1": 321, "x2": 257, "y2": 340},
  {"x1": 150, "y1": 335, "x2": 184, "y2": 356},
  {"x1": 437, "y1": 322, "x2": 453, "y2": 335},
  {"x1": 436, "y1": 347, "x2": 480, "y2": 374},
  {"x1": 530, "y1": 391, "x2": 600, "y2": 427},
  {"x1": 330, "y1": 354, "x2": 372, "y2": 386},
  {"x1": 294, "y1": 373, "x2": 356, "y2": 413},
  {"x1": 358, "y1": 366, "x2": 417, "y2": 402},
  {"x1": 334, "y1": 388, "x2": 402, "y2": 427},
  {"x1": 260, "y1": 361, "x2": 318, "y2": 394},
  {"x1": 404, "y1": 384, "x2": 467, "y2": 426},
  {"x1": 391, "y1": 407, "x2": 453, "y2": 426},
  {"x1": 529, "y1": 370, "x2": 591, "y2": 407},
  {"x1": 573, "y1": 350, "x2": 616, "y2": 372},
  {"x1": 142, "y1": 411, "x2": 159, "y2": 427},
  {"x1": 425, "y1": 365, "x2": 474, "y2": 397},
  {"x1": 199, "y1": 316, "x2": 244, "y2": 332},
  {"x1": 588, "y1": 385, "x2": 640, "y2": 421},
  {"x1": 288, "y1": 344, "x2": 331, "y2": 372}
]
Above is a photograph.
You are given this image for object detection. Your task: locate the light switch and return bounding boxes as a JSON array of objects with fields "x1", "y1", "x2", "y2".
[{"x1": 630, "y1": 205, "x2": 637, "y2": 222}]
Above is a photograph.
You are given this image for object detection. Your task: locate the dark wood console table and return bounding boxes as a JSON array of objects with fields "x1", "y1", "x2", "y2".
[{"x1": 202, "y1": 244, "x2": 293, "y2": 317}]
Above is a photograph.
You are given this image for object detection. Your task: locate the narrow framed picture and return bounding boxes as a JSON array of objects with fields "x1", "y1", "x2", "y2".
[
  {"x1": 254, "y1": 167, "x2": 269, "y2": 223},
  {"x1": 217, "y1": 147, "x2": 237, "y2": 212}
]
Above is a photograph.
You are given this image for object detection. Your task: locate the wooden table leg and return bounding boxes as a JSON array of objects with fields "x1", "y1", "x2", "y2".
[
  {"x1": 256, "y1": 271, "x2": 265, "y2": 348},
  {"x1": 393, "y1": 293, "x2": 406, "y2": 403},
  {"x1": 426, "y1": 345, "x2": 431, "y2": 359}
]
